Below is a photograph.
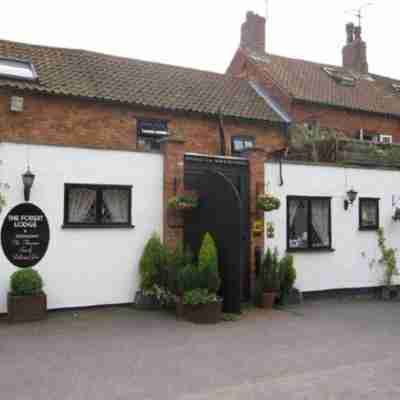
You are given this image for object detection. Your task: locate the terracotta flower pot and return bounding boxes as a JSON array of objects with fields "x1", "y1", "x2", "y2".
[
  {"x1": 7, "y1": 292, "x2": 47, "y2": 323},
  {"x1": 260, "y1": 291, "x2": 278, "y2": 309},
  {"x1": 182, "y1": 300, "x2": 222, "y2": 324}
]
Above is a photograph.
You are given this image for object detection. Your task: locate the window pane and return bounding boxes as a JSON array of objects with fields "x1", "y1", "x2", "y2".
[
  {"x1": 101, "y1": 189, "x2": 130, "y2": 223},
  {"x1": 0, "y1": 59, "x2": 35, "y2": 80},
  {"x1": 288, "y1": 199, "x2": 309, "y2": 249},
  {"x1": 244, "y1": 140, "x2": 254, "y2": 149},
  {"x1": 233, "y1": 139, "x2": 244, "y2": 151},
  {"x1": 311, "y1": 199, "x2": 330, "y2": 248},
  {"x1": 68, "y1": 188, "x2": 97, "y2": 223},
  {"x1": 138, "y1": 120, "x2": 168, "y2": 135},
  {"x1": 361, "y1": 200, "x2": 378, "y2": 228}
]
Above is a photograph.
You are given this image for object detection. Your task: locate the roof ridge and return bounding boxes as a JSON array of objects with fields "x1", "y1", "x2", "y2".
[
  {"x1": 258, "y1": 50, "x2": 400, "y2": 83},
  {"x1": 0, "y1": 37, "x2": 246, "y2": 83}
]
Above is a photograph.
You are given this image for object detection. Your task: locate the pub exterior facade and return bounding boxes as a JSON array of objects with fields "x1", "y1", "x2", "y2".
[{"x1": 0, "y1": 39, "x2": 287, "y2": 314}]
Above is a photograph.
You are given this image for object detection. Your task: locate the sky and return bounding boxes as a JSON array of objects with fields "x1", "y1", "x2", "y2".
[{"x1": 1, "y1": 0, "x2": 398, "y2": 78}]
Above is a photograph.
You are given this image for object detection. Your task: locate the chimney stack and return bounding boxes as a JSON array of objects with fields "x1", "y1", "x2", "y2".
[
  {"x1": 342, "y1": 22, "x2": 368, "y2": 74},
  {"x1": 240, "y1": 11, "x2": 266, "y2": 53}
]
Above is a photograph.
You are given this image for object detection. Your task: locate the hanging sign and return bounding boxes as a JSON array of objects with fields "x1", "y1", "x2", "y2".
[{"x1": 1, "y1": 203, "x2": 50, "y2": 268}]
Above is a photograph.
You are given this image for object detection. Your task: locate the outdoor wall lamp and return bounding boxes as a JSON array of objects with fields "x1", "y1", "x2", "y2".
[
  {"x1": 22, "y1": 167, "x2": 35, "y2": 202},
  {"x1": 344, "y1": 188, "x2": 358, "y2": 210}
]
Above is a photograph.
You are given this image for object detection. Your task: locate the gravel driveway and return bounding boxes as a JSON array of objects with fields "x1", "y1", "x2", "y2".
[{"x1": 1, "y1": 300, "x2": 400, "y2": 399}]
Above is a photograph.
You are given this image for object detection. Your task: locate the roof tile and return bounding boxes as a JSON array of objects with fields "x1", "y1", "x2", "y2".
[{"x1": 0, "y1": 40, "x2": 283, "y2": 123}]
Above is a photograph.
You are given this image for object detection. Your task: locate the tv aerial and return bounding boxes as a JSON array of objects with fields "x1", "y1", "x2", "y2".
[{"x1": 345, "y1": 3, "x2": 373, "y2": 28}]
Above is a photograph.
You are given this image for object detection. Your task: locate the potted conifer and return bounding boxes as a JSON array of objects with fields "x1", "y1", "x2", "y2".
[
  {"x1": 8, "y1": 268, "x2": 47, "y2": 323},
  {"x1": 259, "y1": 248, "x2": 281, "y2": 309},
  {"x1": 178, "y1": 233, "x2": 222, "y2": 324}
]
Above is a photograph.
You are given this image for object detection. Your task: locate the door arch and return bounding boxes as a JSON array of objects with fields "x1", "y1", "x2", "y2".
[{"x1": 184, "y1": 169, "x2": 243, "y2": 314}]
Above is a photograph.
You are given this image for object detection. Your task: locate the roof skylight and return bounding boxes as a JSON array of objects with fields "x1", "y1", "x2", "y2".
[
  {"x1": 0, "y1": 57, "x2": 37, "y2": 81},
  {"x1": 392, "y1": 83, "x2": 400, "y2": 93}
]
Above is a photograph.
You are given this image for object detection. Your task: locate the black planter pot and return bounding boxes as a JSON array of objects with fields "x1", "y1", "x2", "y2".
[
  {"x1": 7, "y1": 292, "x2": 47, "y2": 323},
  {"x1": 133, "y1": 290, "x2": 162, "y2": 310},
  {"x1": 382, "y1": 286, "x2": 400, "y2": 301},
  {"x1": 182, "y1": 300, "x2": 222, "y2": 324}
]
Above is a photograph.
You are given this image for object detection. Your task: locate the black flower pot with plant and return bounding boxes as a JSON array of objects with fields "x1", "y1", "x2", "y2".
[{"x1": 8, "y1": 268, "x2": 47, "y2": 323}]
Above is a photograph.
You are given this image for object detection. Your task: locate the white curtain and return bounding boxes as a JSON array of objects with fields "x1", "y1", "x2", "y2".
[
  {"x1": 103, "y1": 190, "x2": 129, "y2": 223},
  {"x1": 311, "y1": 199, "x2": 330, "y2": 247},
  {"x1": 289, "y1": 200, "x2": 299, "y2": 227},
  {"x1": 69, "y1": 189, "x2": 96, "y2": 222}
]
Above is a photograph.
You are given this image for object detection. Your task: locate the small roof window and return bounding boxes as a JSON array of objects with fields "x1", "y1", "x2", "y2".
[
  {"x1": 392, "y1": 83, "x2": 400, "y2": 93},
  {"x1": 323, "y1": 67, "x2": 356, "y2": 87},
  {"x1": 0, "y1": 57, "x2": 37, "y2": 81}
]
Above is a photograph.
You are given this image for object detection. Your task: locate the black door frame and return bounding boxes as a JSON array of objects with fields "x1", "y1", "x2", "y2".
[{"x1": 183, "y1": 154, "x2": 251, "y2": 304}]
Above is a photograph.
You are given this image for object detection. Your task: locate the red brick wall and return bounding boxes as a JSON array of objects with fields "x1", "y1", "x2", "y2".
[
  {"x1": 0, "y1": 89, "x2": 285, "y2": 154},
  {"x1": 291, "y1": 101, "x2": 400, "y2": 141}
]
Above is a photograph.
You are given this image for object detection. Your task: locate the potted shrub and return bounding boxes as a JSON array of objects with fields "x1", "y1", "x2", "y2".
[
  {"x1": 256, "y1": 193, "x2": 281, "y2": 212},
  {"x1": 168, "y1": 191, "x2": 198, "y2": 212},
  {"x1": 8, "y1": 268, "x2": 47, "y2": 323},
  {"x1": 134, "y1": 233, "x2": 169, "y2": 309},
  {"x1": 166, "y1": 243, "x2": 193, "y2": 317},
  {"x1": 277, "y1": 254, "x2": 297, "y2": 305},
  {"x1": 178, "y1": 233, "x2": 222, "y2": 324},
  {"x1": 258, "y1": 248, "x2": 281, "y2": 309},
  {"x1": 182, "y1": 289, "x2": 221, "y2": 324}
]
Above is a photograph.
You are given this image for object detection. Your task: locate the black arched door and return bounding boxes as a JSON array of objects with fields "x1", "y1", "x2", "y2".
[{"x1": 184, "y1": 169, "x2": 244, "y2": 314}]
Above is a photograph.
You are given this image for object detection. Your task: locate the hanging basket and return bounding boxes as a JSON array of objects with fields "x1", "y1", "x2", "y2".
[
  {"x1": 168, "y1": 192, "x2": 199, "y2": 212},
  {"x1": 256, "y1": 193, "x2": 281, "y2": 212}
]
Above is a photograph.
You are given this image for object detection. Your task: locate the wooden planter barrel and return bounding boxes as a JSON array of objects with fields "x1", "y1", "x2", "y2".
[
  {"x1": 181, "y1": 300, "x2": 222, "y2": 324},
  {"x1": 8, "y1": 292, "x2": 47, "y2": 323}
]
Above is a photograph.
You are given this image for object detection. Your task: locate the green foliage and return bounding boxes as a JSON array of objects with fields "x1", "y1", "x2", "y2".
[
  {"x1": 259, "y1": 248, "x2": 281, "y2": 292},
  {"x1": 177, "y1": 233, "x2": 221, "y2": 295},
  {"x1": 139, "y1": 234, "x2": 167, "y2": 290},
  {"x1": 377, "y1": 228, "x2": 397, "y2": 287},
  {"x1": 198, "y1": 233, "x2": 218, "y2": 272},
  {"x1": 177, "y1": 264, "x2": 199, "y2": 293},
  {"x1": 168, "y1": 192, "x2": 198, "y2": 211},
  {"x1": 198, "y1": 233, "x2": 220, "y2": 293},
  {"x1": 10, "y1": 268, "x2": 43, "y2": 295},
  {"x1": 256, "y1": 194, "x2": 281, "y2": 212},
  {"x1": 222, "y1": 313, "x2": 241, "y2": 322},
  {"x1": 166, "y1": 242, "x2": 193, "y2": 295},
  {"x1": 279, "y1": 254, "x2": 296, "y2": 305},
  {"x1": 289, "y1": 124, "x2": 345, "y2": 162},
  {"x1": 182, "y1": 289, "x2": 218, "y2": 305}
]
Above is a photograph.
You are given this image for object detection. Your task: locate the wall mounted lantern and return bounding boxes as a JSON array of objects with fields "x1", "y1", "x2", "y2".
[
  {"x1": 22, "y1": 167, "x2": 35, "y2": 202},
  {"x1": 344, "y1": 188, "x2": 358, "y2": 210}
]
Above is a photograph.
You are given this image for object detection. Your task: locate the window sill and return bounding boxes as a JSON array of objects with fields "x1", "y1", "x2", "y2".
[
  {"x1": 287, "y1": 248, "x2": 336, "y2": 253},
  {"x1": 359, "y1": 226, "x2": 379, "y2": 231},
  {"x1": 62, "y1": 224, "x2": 135, "y2": 230}
]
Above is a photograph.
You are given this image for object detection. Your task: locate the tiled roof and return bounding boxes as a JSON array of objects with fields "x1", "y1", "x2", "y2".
[
  {"x1": 244, "y1": 49, "x2": 400, "y2": 118},
  {"x1": 0, "y1": 39, "x2": 284, "y2": 123}
]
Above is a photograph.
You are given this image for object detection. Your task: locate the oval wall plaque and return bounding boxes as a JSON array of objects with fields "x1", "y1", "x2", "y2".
[{"x1": 1, "y1": 203, "x2": 50, "y2": 268}]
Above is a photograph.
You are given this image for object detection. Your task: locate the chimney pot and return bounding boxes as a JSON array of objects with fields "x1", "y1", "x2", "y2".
[
  {"x1": 240, "y1": 11, "x2": 266, "y2": 53},
  {"x1": 342, "y1": 22, "x2": 368, "y2": 74}
]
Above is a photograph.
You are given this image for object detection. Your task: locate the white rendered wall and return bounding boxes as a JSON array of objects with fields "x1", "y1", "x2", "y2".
[
  {"x1": 265, "y1": 161, "x2": 400, "y2": 292},
  {"x1": 0, "y1": 143, "x2": 163, "y2": 313}
]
